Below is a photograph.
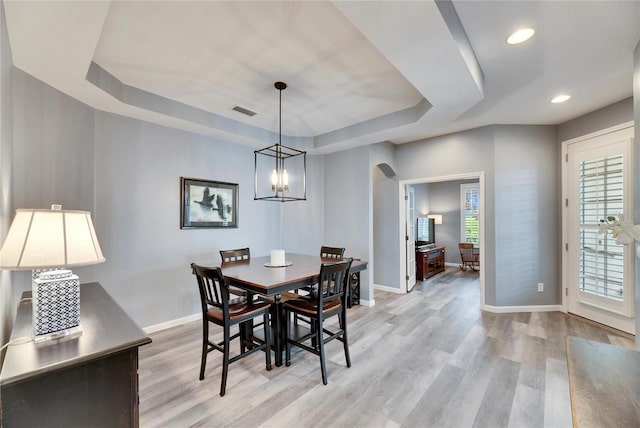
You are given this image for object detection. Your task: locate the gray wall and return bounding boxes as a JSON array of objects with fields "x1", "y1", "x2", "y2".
[
  {"x1": 371, "y1": 142, "x2": 399, "y2": 292},
  {"x1": 324, "y1": 146, "x2": 372, "y2": 301},
  {"x1": 396, "y1": 126, "x2": 498, "y2": 304},
  {"x1": 2, "y1": 72, "x2": 324, "y2": 330},
  {"x1": 5, "y1": 68, "x2": 97, "y2": 337},
  {"x1": 558, "y1": 97, "x2": 634, "y2": 142},
  {"x1": 396, "y1": 125, "x2": 559, "y2": 307},
  {"x1": 0, "y1": 0, "x2": 13, "y2": 352},
  {"x1": 494, "y1": 125, "x2": 559, "y2": 306},
  {"x1": 89, "y1": 112, "x2": 309, "y2": 328}
]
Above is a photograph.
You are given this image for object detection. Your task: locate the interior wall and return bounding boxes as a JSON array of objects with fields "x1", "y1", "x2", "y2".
[
  {"x1": 558, "y1": 97, "x2": 634, "y2": 142},
  {"x1": 324, "y1": 146, "x2": 372, "y2": 302},
  {"x1": 0, "y1": 0, "x2": 14, "y2": 352},
  {"x1": 370, "y1": 142, "x2": 399, "y2": 293},
  {"x1": 396, "y1": 126, "x2": 497, "y2": 305},
  {"x1": 89, "y1": 111, "x2": 294, "y2": 328},
  {"x1": 494, "y1": 125, "x2": 559, "y2": 306},
  {"x1": 7, "y1": 68, "x2": 96, "y2": 326},
  {"x1": 282, "y1": 154, "x2": 325, "y2": 255}
]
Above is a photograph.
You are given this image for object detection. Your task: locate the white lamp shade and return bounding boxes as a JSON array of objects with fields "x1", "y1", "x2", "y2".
[
  {"x1": 427, "y1": 214, "x2": 443, "y2": 225},
  {"x1": 0, "y1": 209, "x2": 105, "y2": 270}
]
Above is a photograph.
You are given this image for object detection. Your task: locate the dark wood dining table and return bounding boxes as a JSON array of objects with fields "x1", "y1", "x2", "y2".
[{"x1": 220, "y1": 253, "x2": 368, "y2": 366}]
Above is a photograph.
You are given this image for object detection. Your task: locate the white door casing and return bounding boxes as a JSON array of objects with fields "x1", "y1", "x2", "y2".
[{"x1": 406, "y1": 185, "x2": 416, "y2": 292}]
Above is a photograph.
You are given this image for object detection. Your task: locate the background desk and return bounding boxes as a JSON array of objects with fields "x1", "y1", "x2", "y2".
[{"x1": 0, "y1": 282, "x2": 151, "y2": 427}]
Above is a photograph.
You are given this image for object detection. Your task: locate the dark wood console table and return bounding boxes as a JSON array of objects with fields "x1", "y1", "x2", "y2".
[
  {"x1": 416, "y1": 246, "x2": 445, "y2": 280},
  {"x1": 0, "y1": 282, "x2": 151, "y2": 427}
]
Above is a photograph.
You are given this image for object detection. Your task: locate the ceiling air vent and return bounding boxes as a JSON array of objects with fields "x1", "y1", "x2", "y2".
[{"x1": 232, "y1": 106, "x2": 257, "y2": 117}]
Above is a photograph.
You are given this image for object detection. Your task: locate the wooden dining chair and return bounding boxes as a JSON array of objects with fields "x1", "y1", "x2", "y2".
[
  {"x1": 220, "y1": 248, "x2": 251, "y2": 296},
  {"x1": 220, "y1": 247, "x2": 251, "y2": 264},
  {"x1": 191, "y1": 263, "x2": 271, "y2": 396},
  {"x1": 284, "y1": 259, "x2": 353, "y2": 385},
  {"x1": 459, "y1": 242, "x2": 479, "y2": 271},
  {"x1": 320, "y1": 246, "x2": 345, "y2": 259}
]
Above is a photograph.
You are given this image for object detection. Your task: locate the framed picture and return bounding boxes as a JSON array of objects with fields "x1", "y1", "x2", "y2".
[{"x1": 180, "y1": 177, "x2": 238, "y2": 228}]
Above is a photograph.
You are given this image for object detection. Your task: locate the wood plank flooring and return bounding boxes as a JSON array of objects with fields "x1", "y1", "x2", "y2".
[{"x1": 139, "y1": 267, "x2": 635, "y2": 427}]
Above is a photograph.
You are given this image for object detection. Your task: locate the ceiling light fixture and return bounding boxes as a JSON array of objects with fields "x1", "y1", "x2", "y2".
[
  {"x1": 254, "y1": 82, "x2": 307, "y2": 202},
  {"x1": 507, "y1": 28, "x2": 535, "y2": 45},
  {"x1": 551, "y1": 94, "x2": 571, "y2": 103}
]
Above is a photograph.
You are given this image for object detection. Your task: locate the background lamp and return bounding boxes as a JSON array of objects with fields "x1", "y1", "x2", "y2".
[
  {"x1": 427, "y1": 214, "x2": 443, "y2": 225},
  {"x1": 0, "y1": 207, "x2": 105, "y2": 341}
]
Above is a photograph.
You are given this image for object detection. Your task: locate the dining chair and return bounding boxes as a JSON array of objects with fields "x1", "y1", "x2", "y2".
[
  {"x1": 191, "y1": 263, "x2": 272, "y2": 396},
  {"x1": 459, "y1": 243, "x2": 479, "y2": 271},
  {"x1": 320, "y1": 246, "x2": 345, "y2": 260},
  {"x1": 220, "y1": 248, "x2": 251, "y2": 296},
  {"x1": 284, "y1": 259, "x2": 353, "y2": 385},
  {"x1": 220, "y1": 247, "x2": 251, "y2": 264}
]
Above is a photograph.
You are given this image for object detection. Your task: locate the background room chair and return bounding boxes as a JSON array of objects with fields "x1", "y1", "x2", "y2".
[
  {"x1": 320, "y1": 246, "x2": 345, "y2": 259},
  {"x1": 191, "y1": 263, "x2": 271, "y2": 396},
  {"x1": 220, "y1": 247, "x2": 251, "y2": 264},
  {"x1": 220, "y1": 248, "x2": 251, "y2": 296},
  {"x1": 284, "y1": 259, "x2": 353, "y2": 385},
  {"x1": 459, "y1": 243, "x2": 479, "y2": 271}
]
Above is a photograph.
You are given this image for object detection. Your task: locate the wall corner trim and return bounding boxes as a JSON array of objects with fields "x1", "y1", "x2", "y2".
[{"x1": 358, "y1": 299, "x2": 375, "y2": 307}]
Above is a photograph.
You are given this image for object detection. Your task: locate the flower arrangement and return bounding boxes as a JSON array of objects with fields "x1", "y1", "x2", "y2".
[{"x1": 598, "y1": 215, "x2": 640, "y2": 245}]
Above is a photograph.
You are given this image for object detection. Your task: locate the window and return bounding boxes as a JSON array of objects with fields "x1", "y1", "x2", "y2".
[{"x1": 461, "y1": 183, "x2": 479, "y2": 246}]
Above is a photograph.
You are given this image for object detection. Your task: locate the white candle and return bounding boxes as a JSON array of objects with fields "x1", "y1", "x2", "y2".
[{"x1": 270, "y1": 249, "x2": 285, "y2": 266}]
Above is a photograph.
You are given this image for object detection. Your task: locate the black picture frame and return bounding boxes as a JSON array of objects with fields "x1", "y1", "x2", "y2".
[{"x1": 180, "y1": 177, "x2": 238, "y2": 229}]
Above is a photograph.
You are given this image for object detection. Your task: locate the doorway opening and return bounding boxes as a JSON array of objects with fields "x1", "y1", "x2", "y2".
[{"x1": 398, "y1": 172, "x2": 486, "y2": 309}]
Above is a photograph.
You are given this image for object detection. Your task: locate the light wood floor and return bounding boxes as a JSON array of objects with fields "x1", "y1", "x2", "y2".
[{"x1": 139, "y1": 267, "x2": 635, "y2": 428}]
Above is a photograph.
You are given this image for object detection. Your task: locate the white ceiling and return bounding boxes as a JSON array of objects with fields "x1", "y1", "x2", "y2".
[{"x1": 4, "y1": 1, "x2": 640, "y2": 154}]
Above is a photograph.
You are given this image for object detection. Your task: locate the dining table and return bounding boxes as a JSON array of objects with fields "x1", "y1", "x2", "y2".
[{"x1": 220, "y1": 253, "x2": 368, "y2": 366}]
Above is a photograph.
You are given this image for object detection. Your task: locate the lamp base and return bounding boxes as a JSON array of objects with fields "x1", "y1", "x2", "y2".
[
  {"x1": 33, "y1": 324, "x2": 83, "y2": 343},
  {"x1": 32, "y1": 269, "x2": 80, "y2": 337}
]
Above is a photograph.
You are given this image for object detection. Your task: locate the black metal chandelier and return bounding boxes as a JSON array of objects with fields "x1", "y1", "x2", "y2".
[{"x1": 254, "y1": 82, "x2": 307, "y2": 202}]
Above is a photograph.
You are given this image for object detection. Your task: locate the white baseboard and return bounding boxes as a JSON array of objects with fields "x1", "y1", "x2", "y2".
[
  {"x1": 358, "y1": 298, "x2": 375, "y2": 307},
  {"x1": 445, "y1": 262, "x2": 459, "y2": 267},
  {"x1": 144, "y1": 312, "x2": 201, "y2": 334},
  {"x1": 482, "y1": 304, "x2": 564, "y2": 314},
  {"x1": 374, "y1": 284, "x2": 404, "y2": 294}
]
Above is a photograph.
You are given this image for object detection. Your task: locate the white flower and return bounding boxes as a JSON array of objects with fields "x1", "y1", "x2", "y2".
[{"x1": 598, "y1": 214, "x2": 640, "y2": 245}]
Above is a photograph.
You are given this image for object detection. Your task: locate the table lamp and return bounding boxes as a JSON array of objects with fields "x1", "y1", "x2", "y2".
[{"x1": 0, "y1": 206, "x2": 105, "y2": 341}]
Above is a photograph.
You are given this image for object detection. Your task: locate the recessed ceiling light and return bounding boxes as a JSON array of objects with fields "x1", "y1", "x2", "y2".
[
  {"x1": 507, "y1": 28, "x2": 535, "y2": 45},
  {"x1": 551, "y1": 94, "x2": 571, "y2": 104}
]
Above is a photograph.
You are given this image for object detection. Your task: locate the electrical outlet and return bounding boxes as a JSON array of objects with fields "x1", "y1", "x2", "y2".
[{"x1": 537, "y1": 282, "x2": 544, "y2": 292}]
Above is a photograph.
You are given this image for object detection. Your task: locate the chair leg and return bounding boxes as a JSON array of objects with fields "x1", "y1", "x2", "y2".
[
  {"x1": 285, "y1": 309, "x2": 292, "y2": 367},
  {"x1": 317, "y1": 319, "x2": 328, "y2": 385},
  {"x1": 220, "y1": 324, "x2": 231, "y2": 397},
  {"x1": 199, "y1": 320, "x2": 208, "y2": 381},
  {"x1": 263, "y1": 312, "x2": 272, "y2": 371},
  {"x1": 340, "y1": 312, "x2": 351, "y2": 368}
]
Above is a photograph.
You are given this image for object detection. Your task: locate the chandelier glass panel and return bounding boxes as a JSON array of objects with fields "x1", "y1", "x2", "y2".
[{"x1": 254, "y1": 82, "x2": 307, "y2": 202}]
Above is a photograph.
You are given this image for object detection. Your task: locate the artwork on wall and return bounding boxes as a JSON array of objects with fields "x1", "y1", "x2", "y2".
[{"x1": 180, "y1": 177, "x2": 238, "y2": 228}]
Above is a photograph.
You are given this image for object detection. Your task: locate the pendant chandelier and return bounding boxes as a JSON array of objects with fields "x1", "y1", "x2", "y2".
[{"x1": 254, "y1": 82, "x2": 307, "y2": 202}]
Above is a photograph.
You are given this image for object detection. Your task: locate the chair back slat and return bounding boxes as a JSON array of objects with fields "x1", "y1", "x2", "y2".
[
  {"x1": 318, "y1": 259, "x2": 353, "y2": 306},
  {"x1": 220, "y1": 247, "x2": 250, "y2": 264},
  {"x1": 191, "y1": 263, "x2": 229, "y2": 314},
  {"x1": 320, "y1": 246, "x2": 345, "y2": 260},
  {"x1": 459, "y1": 243, "x2": 474, "y2": 260}
]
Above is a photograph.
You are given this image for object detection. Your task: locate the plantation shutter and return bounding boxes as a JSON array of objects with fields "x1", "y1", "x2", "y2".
[
  {"x1": 462, "y1": 184, "x2": 480, "y2": 245},
  {"x1": 578, "y1": 154, "x2": 624, "y2": 300}
]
